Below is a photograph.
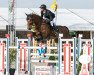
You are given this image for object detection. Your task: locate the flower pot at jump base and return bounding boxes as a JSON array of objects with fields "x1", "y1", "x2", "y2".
[{"x1": 9, "y1": 68, "x2": 15, "y2": 75}]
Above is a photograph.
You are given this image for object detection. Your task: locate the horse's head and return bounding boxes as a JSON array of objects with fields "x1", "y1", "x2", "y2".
[
  {"x1": 26, "y1": 13, "x2": 44, "y2": 41},
  {"x1": 26, "y1": 13, "x2": 43, "y2": 30},
  {"x1": 26, "y1": 13, "x2": 34, "y2": 26}
]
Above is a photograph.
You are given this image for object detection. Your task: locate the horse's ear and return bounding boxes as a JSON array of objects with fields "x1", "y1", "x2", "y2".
[{"x1": 25, "y1": 13, "x2": 28, "y2": 16}]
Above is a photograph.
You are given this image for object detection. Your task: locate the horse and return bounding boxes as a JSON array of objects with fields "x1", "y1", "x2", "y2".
[{"x1": 26, "y1": 13, "x2": 70, "y2": 42}]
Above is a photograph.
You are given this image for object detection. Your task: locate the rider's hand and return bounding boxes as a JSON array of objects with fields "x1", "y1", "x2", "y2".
[
  {"x1": 45, "y1": 18, "x2": 50, "y2": 23},
  {"x1": 43, "y1": 17, "x2": 50, "y2": 23}
]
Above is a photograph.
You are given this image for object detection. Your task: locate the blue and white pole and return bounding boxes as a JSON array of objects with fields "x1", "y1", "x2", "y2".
[
  {"x1": 78, "y1": 37, "x2": 81, "y2": 58},
  {"x1": 27, "y1": 34, "x2": 31, "y2": 75},
  {"x1": 73, "y1": 37, "x2": 76, "y2": 75},
  {"x1": 58, "y1": 34, "x2": 63, "y2": 75},
  {"x1": 5, "y1": 34, "x2": 10, "y2": 75}
]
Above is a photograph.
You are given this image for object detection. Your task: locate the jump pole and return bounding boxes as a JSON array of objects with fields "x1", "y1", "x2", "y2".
[
  {"x1": 58, "y1": 34, "x2": 63, "y2": 75},
  {"x1": 27, "y1": 34, "x2": 31, "y2": 75},
  {"x1": 20, "y1": 43, "x2": 27, "y2": 71},
  {"x1": 63, "y1": 44, "x2": 71, "y2": 75},
  {"x1": 73, "y1": 37, "x2": 76, "y2": 75},
  {"x1": 78, "y1": 37, "x2": 81, "y2": 58},
  {"x1": 5, "y1": 34, "x2": 10, "y2": 75}
]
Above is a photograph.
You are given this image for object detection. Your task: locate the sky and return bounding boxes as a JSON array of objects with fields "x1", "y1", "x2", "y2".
[{"x1": 0, "y1": 0, "x2": 94, "y2": 9}]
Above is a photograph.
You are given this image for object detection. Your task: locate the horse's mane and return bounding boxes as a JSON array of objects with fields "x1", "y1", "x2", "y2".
[
  {"x1": 29, "y1": 13, "x2": 43, "y2": 30},
  {"x1": 31, "y1": 13, "x2": 42, "y2": 20}
]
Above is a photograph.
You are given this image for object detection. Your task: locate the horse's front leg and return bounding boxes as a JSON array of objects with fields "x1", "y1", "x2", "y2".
[{"x1": 35, "y1": 30, "x2": 43, "y2": 41}]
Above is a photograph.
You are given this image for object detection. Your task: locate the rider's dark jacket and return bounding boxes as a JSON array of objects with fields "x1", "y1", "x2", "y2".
[{"x1": 41, "y1": 9, "x2": 55, "y2": 23}]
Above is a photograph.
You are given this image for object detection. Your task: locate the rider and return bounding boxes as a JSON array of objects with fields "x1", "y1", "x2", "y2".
[{"x1": 39, "y1": 4, "x2": 58, "y2": 32}]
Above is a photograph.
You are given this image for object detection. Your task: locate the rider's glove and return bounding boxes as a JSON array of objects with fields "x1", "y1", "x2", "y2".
[{"x1": 45, "y1": 18, "x2": 50, "y2": 23}]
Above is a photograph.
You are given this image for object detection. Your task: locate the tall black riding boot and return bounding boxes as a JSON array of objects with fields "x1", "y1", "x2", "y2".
[{"x1": 53, "y1": 24, "x2": 59, "y2": 33}]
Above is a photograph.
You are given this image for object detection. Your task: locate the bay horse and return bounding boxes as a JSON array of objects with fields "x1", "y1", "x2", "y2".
[{"x1": 26, "y1": 13, "x2": 70, "y2": 42}]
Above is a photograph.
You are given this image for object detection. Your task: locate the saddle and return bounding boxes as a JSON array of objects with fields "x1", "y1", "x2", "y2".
[{"x1": 42, "y1": 19, "x2": 59, "y2": 37}]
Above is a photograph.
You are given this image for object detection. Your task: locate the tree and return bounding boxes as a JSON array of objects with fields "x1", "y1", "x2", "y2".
[
  {"x1": 9, "y1": 48, "x2": 16, "y2": 68},
  {"x1": 9, "y1": 48, "x2": 16, "y2": 75}
]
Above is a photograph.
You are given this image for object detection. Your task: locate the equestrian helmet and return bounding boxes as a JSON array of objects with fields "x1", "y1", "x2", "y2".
[{"x1": 40, "y1": 4, "x2": 46, "y2": 9}]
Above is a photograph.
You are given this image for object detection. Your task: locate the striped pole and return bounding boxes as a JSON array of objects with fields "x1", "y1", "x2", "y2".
[
  {"x1": 20, "y1": 43, "x2": 27, "y2": 71},
  {"x1": 73, "y1": 37, "x2": 76, "y2": 75},
  {"x1": 63, "y1": 44, "x2": 71, "y2": 75},
  {"x1": 83, "y1": 44, "x2": 91, "y2": 71},
  {"x1": 5, "y1": 34, "x2": 10, "y2": 75},
  {"x1": 78, "y1": 37, "x2": 81, "y2": 58},
  {"x1": 0, "y1": 43, "x2": 4, "y2": 75},
  {"x1": 58, "y1": 34, "x2": 63, "y2": 75},
  {"x1": 27, "y1": 34, "x2": 31, "y2": 75},
  {"x1": 83, "y1": 44, "x2": 91, "y2": 55}
]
